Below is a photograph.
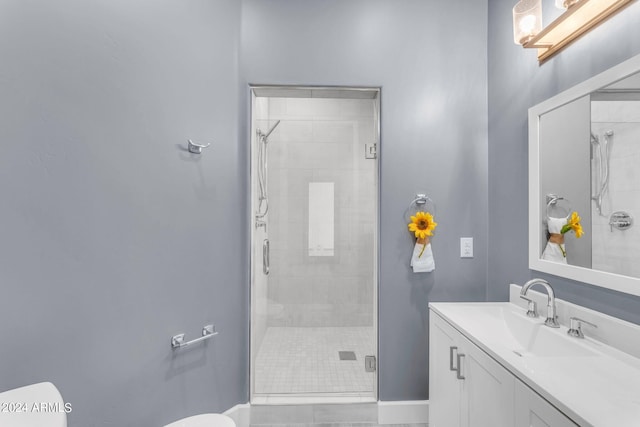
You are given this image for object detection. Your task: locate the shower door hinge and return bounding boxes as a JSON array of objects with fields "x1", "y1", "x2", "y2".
[
  {"x1": 365, "y1": 355, "x2": 376, "y2": 372},
  {"x1": 365, "y1": 143, "x2": 377, "y2": 159}
]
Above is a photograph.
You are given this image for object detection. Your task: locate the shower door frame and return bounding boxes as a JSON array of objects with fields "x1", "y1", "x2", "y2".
[{"x1": 248, "y1": 85, "x2": 381, "y2": 404}]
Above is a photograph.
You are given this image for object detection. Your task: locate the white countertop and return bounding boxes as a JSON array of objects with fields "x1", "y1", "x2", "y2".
[{"x1": 430, "y1": 300, "x2": 640, "y2": 427}]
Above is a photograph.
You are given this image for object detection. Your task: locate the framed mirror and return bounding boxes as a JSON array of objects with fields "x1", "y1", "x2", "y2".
[{"x1": 529, "y1": 53, "x2": 640, "y2": 297}]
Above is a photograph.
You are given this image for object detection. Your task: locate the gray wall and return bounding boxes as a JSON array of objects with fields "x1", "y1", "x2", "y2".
[
  {"x1": 11, "y1": 0, "x2": 638, "y2": 416},
  {"x1": 487, "y1": 0, "x2": 640, "y2": 323},
  {"x1": 242, "y1": 0, "x2": 489, "y2": 400},
  {"x1": 0, "y1": 1, "x2": 247, "y2": 426}
]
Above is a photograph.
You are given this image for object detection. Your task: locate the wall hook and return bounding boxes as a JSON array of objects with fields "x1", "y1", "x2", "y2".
[{"x1": 187, "y1": 139, "x2": 211, "y2": 154}]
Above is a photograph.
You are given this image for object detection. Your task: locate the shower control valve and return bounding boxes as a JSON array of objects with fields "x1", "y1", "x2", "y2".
[{"x1": 609, "y1": 211, "x2": 633, "y2": 232}]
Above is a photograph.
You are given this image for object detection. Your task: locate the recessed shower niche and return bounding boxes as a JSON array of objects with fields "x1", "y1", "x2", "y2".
[{"x1": 249, "y1": 86, "x2": 380, "y2": 403}]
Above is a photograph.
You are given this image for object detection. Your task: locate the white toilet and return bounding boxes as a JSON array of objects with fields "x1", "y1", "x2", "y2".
[
  {"x1": 0, "y1": 382, "x2": 67, "y2": 427},
  {"x1": 0, "y1": 382, "x2": 236, "y2": 427},
  {"x1": 164, "y1": 413, "x2": 236, "y2": 427}
]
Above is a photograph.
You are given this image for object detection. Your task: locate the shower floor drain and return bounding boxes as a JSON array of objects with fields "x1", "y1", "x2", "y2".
[{"x1": 338, "y1": 351, "x2": 357, "y2": 360}]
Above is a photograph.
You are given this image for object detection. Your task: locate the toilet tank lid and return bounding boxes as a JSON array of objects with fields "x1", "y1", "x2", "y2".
[
  {"x1": 0, "y1": 382, "x2": 67, "y2": 427},
  {"x1": 164, "y1": 413, "x2": 236, "y2": 427}
]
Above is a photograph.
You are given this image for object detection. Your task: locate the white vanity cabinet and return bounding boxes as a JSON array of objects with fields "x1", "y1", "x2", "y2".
[
  {"x1": 429, "y1": 310, "x2": 515, "y2": 427},
  {"x1": 515, "y1": 381, "x2": 578, "y2": 427},
  {"x1": 429, "y1": 309, "x2": 463, "y2": 426},
  {"x1": 429, "y1": 309, "x2": 578, "y2": 427}
]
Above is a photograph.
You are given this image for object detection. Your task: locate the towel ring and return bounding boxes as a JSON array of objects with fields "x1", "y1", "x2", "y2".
[
  {"x1": 404, "y1": 193, "x2": 436, "y2": 224},
  {"x1": 546, "y1": 193, "x2": 571, "y2": 220}
]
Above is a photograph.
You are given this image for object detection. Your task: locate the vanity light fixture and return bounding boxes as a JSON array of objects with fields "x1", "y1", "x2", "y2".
[
  {"x1": 513, "y1": 0, "x2": 543, "y2": 45},
  {"x1": 515, "y1": 0, "x2": 634, "y2": 63}
]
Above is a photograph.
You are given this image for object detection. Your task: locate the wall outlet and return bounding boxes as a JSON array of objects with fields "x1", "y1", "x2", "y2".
[{"x1": 460, "y1": 237, "x2": 473, "y2": 258}]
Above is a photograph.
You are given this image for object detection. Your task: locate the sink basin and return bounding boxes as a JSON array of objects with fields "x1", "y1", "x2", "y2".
[
  {"x1": 436, "y1": 303, "x2": 598, "y2": 358},
  {"x1": 500, "y1": 307, "x2": 597, "y2": 358}
]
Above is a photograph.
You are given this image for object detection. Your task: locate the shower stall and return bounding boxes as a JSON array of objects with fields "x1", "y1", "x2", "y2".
[{"x1": 249, "y1": 86, "x2": 380, "y2": 403}]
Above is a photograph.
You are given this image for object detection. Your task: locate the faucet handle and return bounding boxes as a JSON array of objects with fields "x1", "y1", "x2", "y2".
[
  {"x1": 568, "y1": 316, "x2": 597, "y2": 338},
  {"x1": 520, "y1": 295, "x2": 538, "y2": 318}
]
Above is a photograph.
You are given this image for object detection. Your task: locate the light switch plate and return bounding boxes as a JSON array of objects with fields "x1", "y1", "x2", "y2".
[{"x1": 461, "y1": 237, "x2": 473, "y2": 258}]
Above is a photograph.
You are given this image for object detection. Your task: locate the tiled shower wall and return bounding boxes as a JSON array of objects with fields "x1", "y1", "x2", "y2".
[
  {"x1": 257, "y1": 97, "x2": 376, "y2": 327},
  {"x1": 591, "y1": 101, "x2": 640, "y2": 278}
]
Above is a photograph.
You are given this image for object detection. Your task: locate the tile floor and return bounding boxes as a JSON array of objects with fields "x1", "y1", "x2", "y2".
[{"x1": 254, "y1": 326, "x2": 375, "y2": 395}]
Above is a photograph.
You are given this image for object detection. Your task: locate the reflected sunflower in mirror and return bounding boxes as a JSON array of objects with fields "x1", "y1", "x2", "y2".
[{"x1": 561, "y1": 211, "x2": 584, "y2": 238}]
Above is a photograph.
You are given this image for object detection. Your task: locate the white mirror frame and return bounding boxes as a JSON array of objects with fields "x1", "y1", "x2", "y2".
[{"x1": 529, "y1": 53, "x2": 640, "y2": 297}]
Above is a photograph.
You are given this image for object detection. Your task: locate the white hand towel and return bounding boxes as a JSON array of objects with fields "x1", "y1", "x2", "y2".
[{"x1": 411, "y1": 241, "x2": 435, "y2": 273}]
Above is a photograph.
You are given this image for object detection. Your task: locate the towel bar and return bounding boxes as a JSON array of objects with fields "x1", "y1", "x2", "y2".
[
  {"x1": 545, "y1": 193, "x2": 571, "y2": 220},
  {"x1": 404, "y1": 193, "x2": 436, "y2": 223},
  {"x1": 171, "y1": 325, "x2": 218, "y2": 349}
]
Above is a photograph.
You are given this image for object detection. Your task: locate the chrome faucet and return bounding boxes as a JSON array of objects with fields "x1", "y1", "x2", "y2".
[{"x1": 520, "y1": 279, "x2": 560, "y2": 328}]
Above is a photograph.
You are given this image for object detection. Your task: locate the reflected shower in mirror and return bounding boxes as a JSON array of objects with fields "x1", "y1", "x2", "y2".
[{"x1": 590, "y1": 93, "x2": 639, "y2": 278}]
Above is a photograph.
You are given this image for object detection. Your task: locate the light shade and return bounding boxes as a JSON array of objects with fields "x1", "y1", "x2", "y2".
[{"x1": 513, "y1": 0, "x2": 543, "y2": 45}]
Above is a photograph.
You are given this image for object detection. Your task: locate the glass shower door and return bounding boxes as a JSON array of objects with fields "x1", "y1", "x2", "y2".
[{"x1": 250, "y1": 86, "x2": 379, "y2": 402}]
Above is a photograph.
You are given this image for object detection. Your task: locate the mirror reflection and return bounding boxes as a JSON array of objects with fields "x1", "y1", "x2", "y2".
[
  {"x1": 590, "y1": 77, "x2": 639, "y2": 278},
  {"x1": 537, "y1": 68, "x2": 640, "y2": 280}
]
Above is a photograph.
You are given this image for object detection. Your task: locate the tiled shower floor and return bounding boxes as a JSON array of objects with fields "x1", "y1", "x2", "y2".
[{"x1": 254, "y1": 327, "x2": 375, "y2": 395}]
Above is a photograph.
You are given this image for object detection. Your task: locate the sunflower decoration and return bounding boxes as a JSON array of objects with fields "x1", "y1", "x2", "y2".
[
  {"x1": 408, "y1": 210, "x2": 437, "y2": 271},
  {"x1": 561, "y1": 211, "x2": 584, "y2": 239},
  {"x1": 408, "y1": 211, "x2": 437, "y2": 239},
  {"x1": 408, "y1": 211, "x2": 438, "y2": 250}
]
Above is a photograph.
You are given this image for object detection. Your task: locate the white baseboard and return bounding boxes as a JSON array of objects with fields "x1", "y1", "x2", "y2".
[
  {"x1": 377, "y1": 400, "x2": 429, "y2": 424},
  {"x1": 223, "y1": 403, "x2": 251, "y2": 427}
]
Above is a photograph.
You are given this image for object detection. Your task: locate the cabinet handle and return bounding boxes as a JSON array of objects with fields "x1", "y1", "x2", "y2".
[
  {"x1": 456, "y1": 353, "x2": 466, "y2": 380},
  {"x1": 449, "y1": 346, "x2": 458, "y2": 371}
]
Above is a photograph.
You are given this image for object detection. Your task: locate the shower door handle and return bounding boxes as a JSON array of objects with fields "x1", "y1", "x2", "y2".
[{"x1": 263, "y1": 239, "x2": 270, "y2": 275}]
